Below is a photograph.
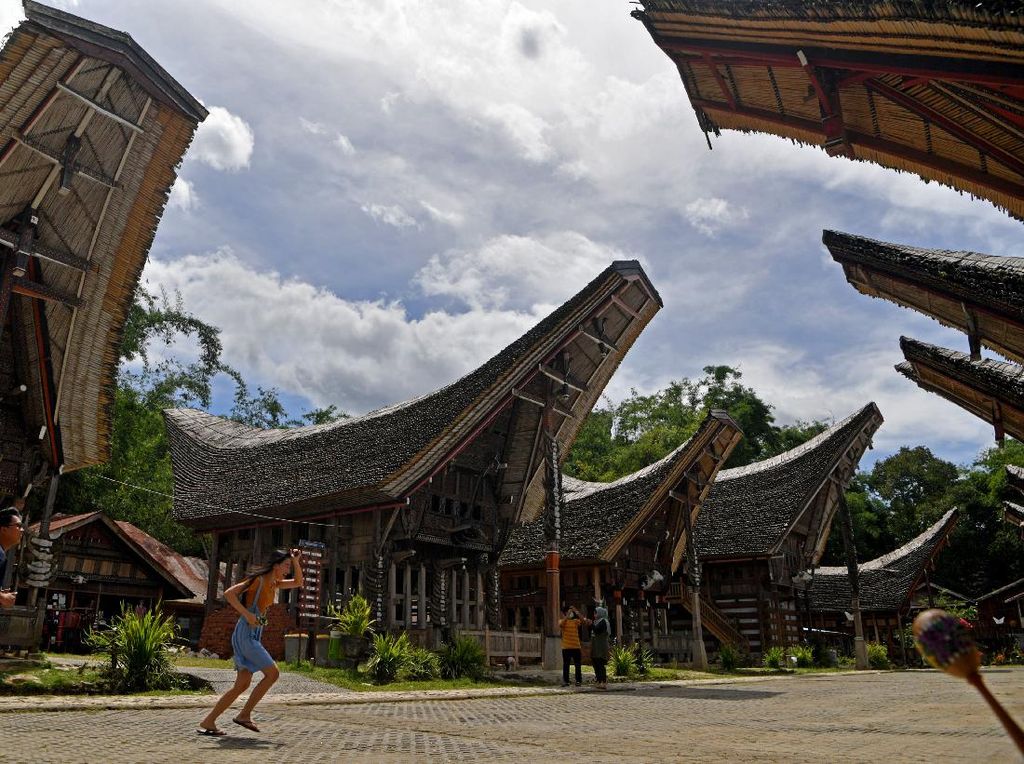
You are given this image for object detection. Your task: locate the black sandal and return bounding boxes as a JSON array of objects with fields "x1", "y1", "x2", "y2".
[
  {"x1": 232, "y1": 717, "x2": 260, "y2": 733},
  {"x1": 196, "y1": 727, "x2": 226, "y2": 737}
]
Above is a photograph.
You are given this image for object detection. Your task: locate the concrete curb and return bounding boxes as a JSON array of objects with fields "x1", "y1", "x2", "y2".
[{"x1": 0, "y1": 669, "x2": 888, "y2": 714}]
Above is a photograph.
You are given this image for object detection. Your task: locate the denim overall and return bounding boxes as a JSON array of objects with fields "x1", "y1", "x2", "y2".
[{"x1": 230, "y1": 576, "x2": 274, "y2": 673}]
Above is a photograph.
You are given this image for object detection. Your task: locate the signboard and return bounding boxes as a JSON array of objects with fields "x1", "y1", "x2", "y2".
[{"x1": 297, "y1": 540, "x2": 326, "y2": 625}]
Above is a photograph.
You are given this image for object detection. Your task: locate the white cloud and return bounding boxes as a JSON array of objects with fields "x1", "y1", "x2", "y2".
[
  {"x1": 299, "y1": 117, "x2": 327, "y2": 135},
  {"x1": 0, "y1": 0, "x2": 24, "y2": 40},
  {"x1": 482, "y1": 102, "x2": 553, "y2": 163},
  {"x1": 190, "y1": 106, "x2": 254, "y2": 171},
  {"x1": 684, "y1": 197, "x2": 748, "y2": 237},
  {"x1": 167, "y1": 176, "x2": 197, "y2": 211},
  {"x1": 380, "y1": 92, "x2": 401, "y2": 114},
  {"x1": 360, "y1": 203, "x2": 417, "y2": 228},
  {"x1": 142, "y1": 249, "x2": 549, "y2": 411},
  {"x1": 420, "y1": 200, "x2": 463, "y2": 227},
  {"x1": 416, "y1": 231, "x2": 629, "y2": 310},
  {"x1": 334, "y1": 133, "x2": 356, "y2": 156}
]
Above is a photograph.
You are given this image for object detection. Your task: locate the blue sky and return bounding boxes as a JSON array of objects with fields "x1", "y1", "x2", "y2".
[{"x1": 5, "y1": 0, "x2": 1022, "y2": 470}]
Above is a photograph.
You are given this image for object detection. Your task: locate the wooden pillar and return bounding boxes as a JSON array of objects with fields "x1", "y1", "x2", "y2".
[
  {"x1": 462, "y1": 568, "x2": 471, "y2": 628},
  {"x1": 592, "y1": 566, "x2": 601, "y2": 602},
  {"x1": 403, "y1": 564, "x2": 413, "y2": 627},
  {"x1": 343, "y1": 566, "x2": 352, "y2": 602},
  {"x1": 329, "y1": 517, "x2": 339, "y2": 605},
  {"x1": 615, "y1": 596, "x2": 623, "y2": 641},
  {"x1": 838, "y1": 492, "x2": 868, "y2": 669},
  {"x1": 387, "y1": 562, "x2": 397, "y2": 628},
  {"x1": 419, "y1": 563, "x2": 428, "y2": 628},
  {"x1": 476, "y1": 570, "x2": 485, "y2": 629},
  {"x1": 450, "y1": 569, "x2": 458, "y2": 627},
  {"x1": 205, "y1": 532, "x2": 221, "y2": 618}
]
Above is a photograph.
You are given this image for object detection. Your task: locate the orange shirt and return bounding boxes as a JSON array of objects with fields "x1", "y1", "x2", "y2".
[
  {"x1": 243, "y1": 575, "x2": 277, "y2": 612},
  {"x1": 559, "y1": 617, "x2": 582, "y2": 650}
]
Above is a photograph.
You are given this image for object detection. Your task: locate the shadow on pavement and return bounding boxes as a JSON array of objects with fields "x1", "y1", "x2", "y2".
[
  {"x1": 209, "y1": 737, "x2": 287, "y2": 751},
  {"x1": 628, "y1": 686, "x2": 782, "y2": 701}
]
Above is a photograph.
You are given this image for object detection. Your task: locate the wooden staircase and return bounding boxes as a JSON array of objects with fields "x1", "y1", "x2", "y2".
[{"x1": 669, "y1": 583, "x2": 749, "y2": 651}]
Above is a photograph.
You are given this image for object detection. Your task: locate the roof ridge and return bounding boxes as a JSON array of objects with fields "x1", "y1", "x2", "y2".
[{"x1": 817, "y1": 508, "x2": 957, "y2": 575}]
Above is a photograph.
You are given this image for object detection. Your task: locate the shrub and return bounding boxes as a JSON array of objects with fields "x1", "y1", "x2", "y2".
[
  {"x1": 439, "y1": 636, "x2": 486, "y2": 680},
  {"x1": 719, "y1": 643, "x2": 741, "y2": 671},
  {"x1": 86, "y1": 604, "x2": 182, "y2": 692},
  {"x1": 610, "y1": 644, "x2": 636, "y2": 677},
  {"x1": 790, "y1": 645, "x2": 814, "y2": 668},
  {"x1": 763, "y1": 646, "x2": 786, "y2": 670},
  {"x1": 867, "y1": 642, "x2": 890, "y2": 670},
  {"x1": 329, "y1": 593, "x2": 376, "y2": 637},
  {"x1": 404, "y1": 647, "x2": 441, "y2": 680},
  {"x1": 366, "y1": 632, "x2": 411, "y2": 684},
  {"x1": 634, "y1": 643, "x2": 655, "y2": 675}
]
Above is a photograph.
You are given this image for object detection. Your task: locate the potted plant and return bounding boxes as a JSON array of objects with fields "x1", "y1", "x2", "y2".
[{"x1": 327, "y1": 593, "x2": 375, "y2": 666}]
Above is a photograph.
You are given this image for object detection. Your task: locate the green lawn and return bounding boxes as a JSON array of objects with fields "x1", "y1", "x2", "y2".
[{"x1": 280, "y1": 661, "x2": 542, "y2": 692}]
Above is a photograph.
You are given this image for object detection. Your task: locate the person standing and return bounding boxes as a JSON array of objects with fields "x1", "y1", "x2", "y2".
[
  {"x1": 197, "y1": 548, "x2": 303, "y2": 736},
  {"x1": 0, "y1": 507, "x2": 24, "y2": 609},
  {"x1": 559, "y1": 604, "x2": 585, "y2": 687},
  {"x1": 590, "y1": 605, "x2": 610, "y2": 690}
]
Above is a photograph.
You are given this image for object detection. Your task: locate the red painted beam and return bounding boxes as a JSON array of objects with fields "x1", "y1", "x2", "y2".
[
  {"x1": 866, "y1": 78, "x2": 1024, "y2": 178},
  {"x1": 26, "y1": 259, "x2": 62, "y2": 467},
  {"x1": 665, "y1": 40, "x2": 1024, "y2": 88},
  {"x1": 702, "y1": 52, "x2": 736, "y2": 109},
  {"x1": 692, "y1": 97, "x2": 1024, "y2": 204}
]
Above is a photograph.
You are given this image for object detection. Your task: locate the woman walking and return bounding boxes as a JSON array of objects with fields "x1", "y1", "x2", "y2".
[
  {"x1": 198, "y1": 548, "x2": 303, "y2": 736},
  {"x1": 590, "y1": 605, "x2": 610, "y2": 690}
]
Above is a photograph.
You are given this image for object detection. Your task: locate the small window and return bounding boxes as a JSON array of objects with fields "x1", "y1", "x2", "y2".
[
  {"x1": 431, "y1": 495, "x2": 441, "y2": 513},
  {"x1": 472, "y1": 505, "x2": 482, "y2": 520}
]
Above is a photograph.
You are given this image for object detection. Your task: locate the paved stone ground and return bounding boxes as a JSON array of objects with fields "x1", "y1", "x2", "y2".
[{"x1": 3, "y1": 669, "x2": 1022, "y2": 763}]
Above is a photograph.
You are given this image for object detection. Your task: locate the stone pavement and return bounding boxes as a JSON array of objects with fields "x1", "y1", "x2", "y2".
[{"x1": 3, "y1": 669, "x2": 1023, "y2": 762}]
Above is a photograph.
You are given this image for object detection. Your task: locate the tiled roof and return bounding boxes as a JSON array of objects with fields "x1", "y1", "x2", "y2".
[
  {"x1": 167, "y1": 261, "x2": 661, "y2": 528},
  {"x1": 500, "y1": 410, "x2": 741, "y2": 568},
  {"x1": 694, "y1": 404, "x2": 882, "y2": 559},
  {"x1": 811, "y1": 509, "x2": 958, "y2": 612}
]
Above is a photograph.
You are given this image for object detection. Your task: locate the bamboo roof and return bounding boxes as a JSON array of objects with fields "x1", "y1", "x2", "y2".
[
  {"x1": 897, "y1": 337, "x2": 1024, "y2": 442},
  {"x1": 0, "y1": 2, "x2": 205, "y2": 478},
  {"x1": 694, "y1": 403, "x2": 883, "y2": 562},
  {"x1": 635, "y1": 1, "x2": 1024, "y2": 219},
  {"x1": 811, "y1": 508, "x2": 958, "y2": 613},
  {"x1": 166, "y1": 262, "x2": 663, "y2": 530},
  {"x1": 826, "y1": 230, "x2": 1024, "y2": 366},
  {"x1": 1009, "y1": 464, "x2": 1024, "y2": 493},
  {"x1": 499, "y1": 409, "x2": 742, "y2": 572}
]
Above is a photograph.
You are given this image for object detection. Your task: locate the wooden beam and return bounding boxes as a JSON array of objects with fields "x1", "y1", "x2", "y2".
[
  {"x1": 509, "y1": 389, "x2": 574, "y2": 419},
  {"x1": 0, "y1": 229, "x2": 88, "y2": 272},
  {"x1": 56, "y1": 82, "x2": 145, "y2": 134},
  {"x1": 610, "y1": 293, "x2": 640, "y2": 319},
  {"x1": 578, "y1": 323, "x2": 619, "y2": 353},
  {"x1": 12, "y1": 277, "x2": 82, "y2": 308},
  {"x1": 14, "y1": 132, "x2": 120, "y2": 189},
  {"x1": 702, "y1": 52, "x2": 736, "y2": 109},
  {"x1": 537, "y1": 363, "x2": 588, "y2": 394},
  {"x1": 27, "y1": 258, "x2": 63, "y2": 467}
]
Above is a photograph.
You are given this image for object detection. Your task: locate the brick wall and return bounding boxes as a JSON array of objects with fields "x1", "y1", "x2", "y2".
[{"x1": 198, "y1": 603, "x2": 297, "y2": 660}]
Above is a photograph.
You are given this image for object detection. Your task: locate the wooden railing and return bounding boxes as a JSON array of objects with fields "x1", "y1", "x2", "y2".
[{"x1": 456, "y1": 627, "x2": 543, "y2": 665}]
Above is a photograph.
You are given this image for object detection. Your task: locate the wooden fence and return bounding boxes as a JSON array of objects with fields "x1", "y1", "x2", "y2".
[{"x1": 456, "y1": 627, "x2": 544, "y2": 665}]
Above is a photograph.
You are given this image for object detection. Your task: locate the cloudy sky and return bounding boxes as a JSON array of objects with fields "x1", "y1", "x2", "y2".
[{"x1": 5, "y1": 0, "x2": 1021, "y2": 468}]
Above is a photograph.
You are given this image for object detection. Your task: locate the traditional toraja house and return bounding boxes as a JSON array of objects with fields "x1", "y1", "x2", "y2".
[
  {"x1": 499, "y1": 409, "x2": 742, "y2": 664},
  {"x1": 975, "y1": 578, "x2": 1024, "y2": 645},
  {"x1": 27, "y1": 512, "x2": 205, "y2": 651},
  {"x1": 810, "y1": 509, "x2": 958, "y2": 661},
  {"x1": 633, "y1": 1, "x2": 1024, "y2": 220},
  {"x1": 166, "y1": 261, "x2": 662, "y2": 656},
  {"x1": 825, "y1": 231, "x2": 1024, "y2": 368},
  {"x1": 0, "y1": 2, "x2": 205, "y2": 644},
  {"x1": 897, "y1": 338, "x2": 1024, "y2": 445},
  {"x1": 690, "y1": 403, "x2": 883, "y2": 656}
]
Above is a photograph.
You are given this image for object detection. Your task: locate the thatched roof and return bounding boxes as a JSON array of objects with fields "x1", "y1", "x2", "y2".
[
  {"x1": 0, "y1": 1, "x2": 205, "y2": 477},
  {"x1": 898, "y1": 337, "x2": 1024, "y2": 442},
  {"x1": 635, "y1": 1, "x2": 1024, "y2": 219},
  {"x1": 811, "y1": 509, "x2": 958, "y2": 613},
  {"x1": 167, "y1": 261, "x2": 663, "y2": 530},
  {"x1": 826, "y1": 230, "x2": 1024, "y2": 366},
  {"x1": 499, "y1": 409, "x2": 742, "y2": 571},
  {"x1": 694, "y1": 403, "x2": 883, "y2": 561},
  {"x1": 1009, "y1": 465, "x2": 1024, "y2": 494}
]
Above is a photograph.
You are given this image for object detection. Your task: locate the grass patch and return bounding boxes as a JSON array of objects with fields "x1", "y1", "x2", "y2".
[
  {"x1": 280, "y1": 661, "x2": 530, "y2": 692},
  {"x1": 170, "y1": 655, "x2": 235, "y2": 670}
]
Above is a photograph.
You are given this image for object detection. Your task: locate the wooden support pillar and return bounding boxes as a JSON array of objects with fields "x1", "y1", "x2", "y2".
[
  {"x1": 329, "y1": 516, "x2": 339, "y2": 605},
  {"x1": 476, "y1": 569, "x2": 485, "y2": 629},
  {"x1": 343, "y1": 566, "x2": 352, "y2": 601},
  {"x1": 838, "y1": 492, "x2": 868, "y2": 669},
  {"x1": 419, "y1": 563, "x2": 428, "y2": 628},
  {"x1": 403, "y1": 564, "x2": 413, "y2": 627},
  {"x1": 462, "y1": 568, "x2": 471, "y2": 628},
  {"x1": 387, "y1": 561, "x2": 397, "y2": 628},
  {"x1": 450, "y1": 569, "x2": 458, "y2": 627},
  {"x1": 615, "y1": 596, "x2": 624, "y2": 641},
  {"x1": 592, "y1": 566, "x2": 601, "y2": 602},
  {"x1": 205, "y1": 532, "x2": 220, "y2": 618}
]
